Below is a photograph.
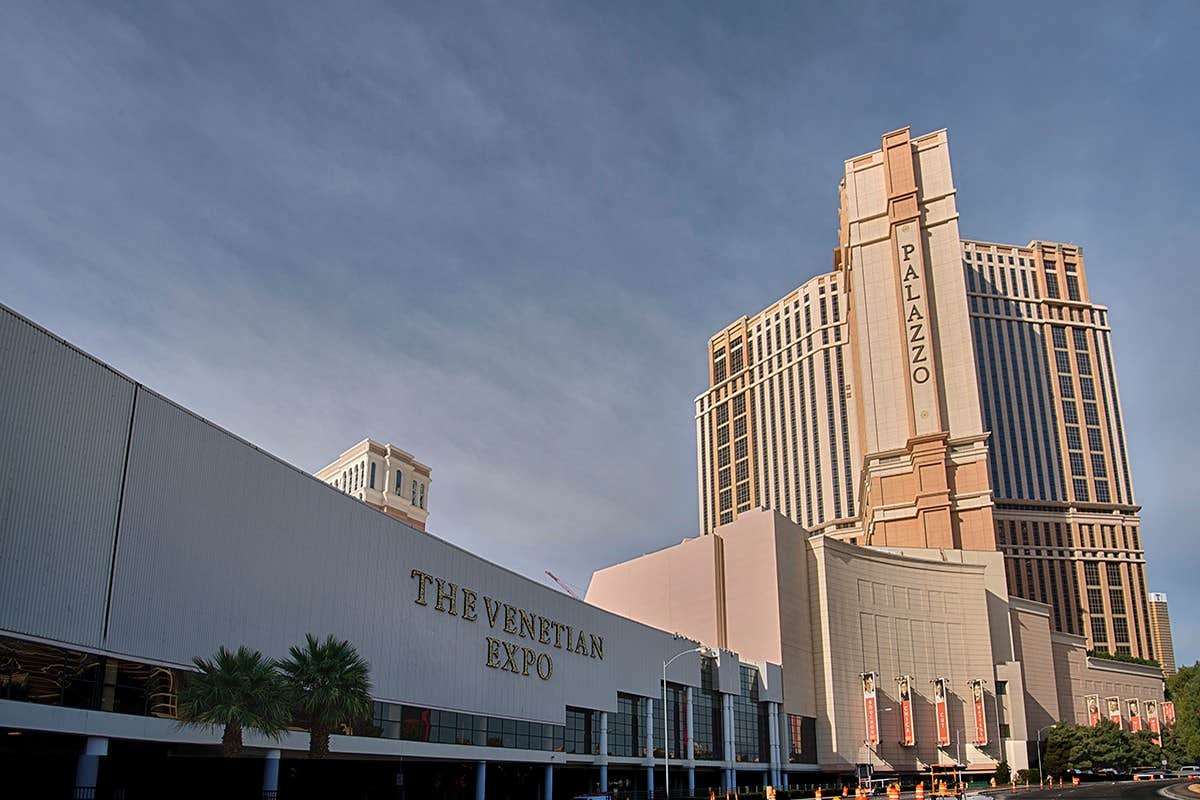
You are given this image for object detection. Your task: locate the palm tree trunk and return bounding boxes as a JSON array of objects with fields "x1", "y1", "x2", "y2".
[
  {"x1": 222, "y1": 722, "x2": 243, "y2": 757},
  {"x1": 310, "y1": 723, "x2": 330, "y2": 757}
]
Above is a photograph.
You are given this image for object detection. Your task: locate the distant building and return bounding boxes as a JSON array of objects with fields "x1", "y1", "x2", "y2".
[
  {"x1": 314, "y1": 438, "x2": 430, "y2": 530},
  {"x1": 1148, "y1": 593, "x2": 1177, "y2": 678}
]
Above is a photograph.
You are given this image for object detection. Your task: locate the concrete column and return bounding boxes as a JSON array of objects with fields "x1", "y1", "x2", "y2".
[
  {"x1": 781, "y1": 770, "x2": 789, "y2": 789},
  {"x1": 646, "y1": 765, "x2": 655, "y2": 798},
  {"x1": 262, "y1": 749, "x2": 281, "y2": 798},
  {"x1": 644, "y1": 696, "x2": 654, "y2": 758},
  {"x1": 599, "y1": 709, "x2": 609, "y2": 794},
  {"x1": 544, "y1": 764, "x2": 553, "y2": 800},
  {"x1": 687, "y1": 766, "x2": 696, "y2": 796},
  {"x1": 74, "y1": 736, "x2": 107, "y2": 798},
  {"x1": 475, "y1": 760, "x2": 487, "y2": 800},
  {"x1": 767, "y1": 702, "x2": 781, "y2": 787},
  {"x1": 722, "y1": 693, "x2": 735, "y2": 763},
  {"x1": 685, "y1": 686, "x2": 696, "y2": 762}
]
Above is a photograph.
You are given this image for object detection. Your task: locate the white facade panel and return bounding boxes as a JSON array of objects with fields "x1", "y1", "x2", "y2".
[
  {"x1": 106, "y1": 389, "x2": 705, "y2": 724},
  {"x1": 0, "y1": 305, "x2": 134, "y2": 649}
]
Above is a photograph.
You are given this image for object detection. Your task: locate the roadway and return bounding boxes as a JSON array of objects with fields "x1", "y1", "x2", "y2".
[{"x1": 968, "y1": 780, "x2": 1195, "y2": 800}]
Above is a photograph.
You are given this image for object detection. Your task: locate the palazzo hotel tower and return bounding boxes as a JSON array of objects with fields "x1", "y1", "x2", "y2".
[{"x1": 696, "y1": 127, "x2": 1154, "y2": 661}]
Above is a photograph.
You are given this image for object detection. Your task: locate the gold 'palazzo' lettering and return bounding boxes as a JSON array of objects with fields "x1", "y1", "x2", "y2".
[{"x1": 900, "y1": 242, "x2": 931, "y2": 384}]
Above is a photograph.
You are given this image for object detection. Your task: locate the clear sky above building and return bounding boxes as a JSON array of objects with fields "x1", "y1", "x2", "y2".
[{"x1": 2, "y1": 1, "x2": 1196, "y2": 662}]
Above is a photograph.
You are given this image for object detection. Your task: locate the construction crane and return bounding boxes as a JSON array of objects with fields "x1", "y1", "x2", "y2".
[{"x1": 544, "y1": 570, "x2": 581, "y2": 600}]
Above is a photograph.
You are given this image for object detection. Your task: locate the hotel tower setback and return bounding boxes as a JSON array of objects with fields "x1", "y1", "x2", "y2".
[{"x1": 695, "y1": 127, "x2": 1154, "y2": 661}]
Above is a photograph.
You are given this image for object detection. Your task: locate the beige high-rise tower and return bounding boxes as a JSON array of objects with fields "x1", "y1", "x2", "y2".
[
  {"x1": 696, "y1": 126, "x2": 1154, "y2": 659},
  {"x1": 1149, "y1": 593, "x2": 1176, "y2": 678},
  {"x1": 837, "y1": 128, "x2": 996, "y2": 551}
]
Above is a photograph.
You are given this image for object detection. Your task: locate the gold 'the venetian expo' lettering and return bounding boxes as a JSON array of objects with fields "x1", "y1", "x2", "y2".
[{"x1": 408, "y1": 568, "x2": 605, "y2": 683}]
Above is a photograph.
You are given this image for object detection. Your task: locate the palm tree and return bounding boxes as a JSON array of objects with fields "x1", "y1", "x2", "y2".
[
  {"x1": 177, "y1": 646, "x2": 290, "y2": 757},
  {"x1": 278, "y1": 634, "x2": 372, "y2": 757}
]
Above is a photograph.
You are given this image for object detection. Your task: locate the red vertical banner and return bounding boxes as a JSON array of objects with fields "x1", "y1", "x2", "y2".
[
  {"x1": 1162, "y1": 701, "x2": 1176, "y2": 727},
  {"x1": 1146, "y1": 700, "x2": 1161, "y2": 745},
  {"x1": 933, "y1": 677, "x2": 950, "y2": 747},
  {"x1": 863, "y1": 672, "x2": 880, "y2": 745},
  {"x1": 971, "y1": 680, "x2": 988, "y2": 745},
  {"x1": 897, "y1": 675, "x2": 915, "y2": 746},
  {"x1": 1106, "y1": 697, "x2": 1123, "y2": 729},
  {"x1": 1085, "y1": 695, "x2": 1101, "y2": 727},
  {"x1": 1127, "y1": 699, "x2": 1142, "y2": 732}
]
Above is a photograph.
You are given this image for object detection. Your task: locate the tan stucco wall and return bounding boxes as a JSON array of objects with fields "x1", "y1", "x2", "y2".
[
  {"x1": 719, "y1": 512, "x2": 817, "y2": 718},
  {"x1": 585, "y1": 532, "x2": 724, "y2": 648},
  {"x1": 1050, "y1": 632, "x2": 1164, "y2": 726},
  {"x1": 1010, "y1": 599, "x2": 1062, "y2": 735},
  {"x1": 810, "y1": 536, "x2": 1001, "y2": 771}
]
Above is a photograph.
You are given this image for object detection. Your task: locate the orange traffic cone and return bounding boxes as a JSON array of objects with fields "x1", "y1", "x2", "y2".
[
  {"x1": 914, "y1": 782, "x2": 925, "y2": 800},
  {"x1": 815, "y1": 789, "x2": 823, "y2": 800},
  {"x1": 843, "y1": 787, "x2": 849, "y2": 798}
]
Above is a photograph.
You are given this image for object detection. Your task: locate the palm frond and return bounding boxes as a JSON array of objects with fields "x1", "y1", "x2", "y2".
[
  {"x1": 278, "y1": 634, "x2": 373, "y2": 756},
  {"x1": 177, "y1": 645, "x2": 290, "y2": 754}
]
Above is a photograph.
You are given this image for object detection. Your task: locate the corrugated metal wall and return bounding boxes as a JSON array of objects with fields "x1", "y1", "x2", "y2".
[
  {"x1": 1, "y1": 304, "x2": 723, "y2": 724},
  {"x1": 0, "y1": 306, "x2": 135, "y2": 648},
  {"x1": 106, "y1": 388, "x2": 705, "y2": 721}
]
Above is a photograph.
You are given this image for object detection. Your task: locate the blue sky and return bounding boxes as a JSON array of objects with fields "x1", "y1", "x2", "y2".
[{"x1": 2, "y1": 2, "x2": 1197, "y2": 664}]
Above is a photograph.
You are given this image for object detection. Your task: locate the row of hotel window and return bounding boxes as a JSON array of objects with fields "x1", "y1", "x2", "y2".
[
  {"x1": 963, "y1": 256, "x2": 1082, "y2": 302},
  {"x1": 0, "y1": 635, "x2": 815, "y2": 764},
  {"x1": 332, "y1": 460, "x2": 426, "y2": 509},
  {"x1": 711, "y1": 292, "x2": 840, "y2": 385},
  {"x1": 1083, "y1": 560, "x2": 1141, "y2": 657},
  {"x1": 708, "y1": 348, "x2": 853, "y2": 530},
  {"x1": 1051, "y1": 325, "x2": 1112, "y2": 505}
]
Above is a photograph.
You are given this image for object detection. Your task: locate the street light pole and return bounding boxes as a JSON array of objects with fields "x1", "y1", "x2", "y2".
[
  {"x1": 663, "y1": 645, "x2": 717, "y2": 799},
  {"x1": 1036, "y1": 724, "x2": 1057, "y2": 786}
]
